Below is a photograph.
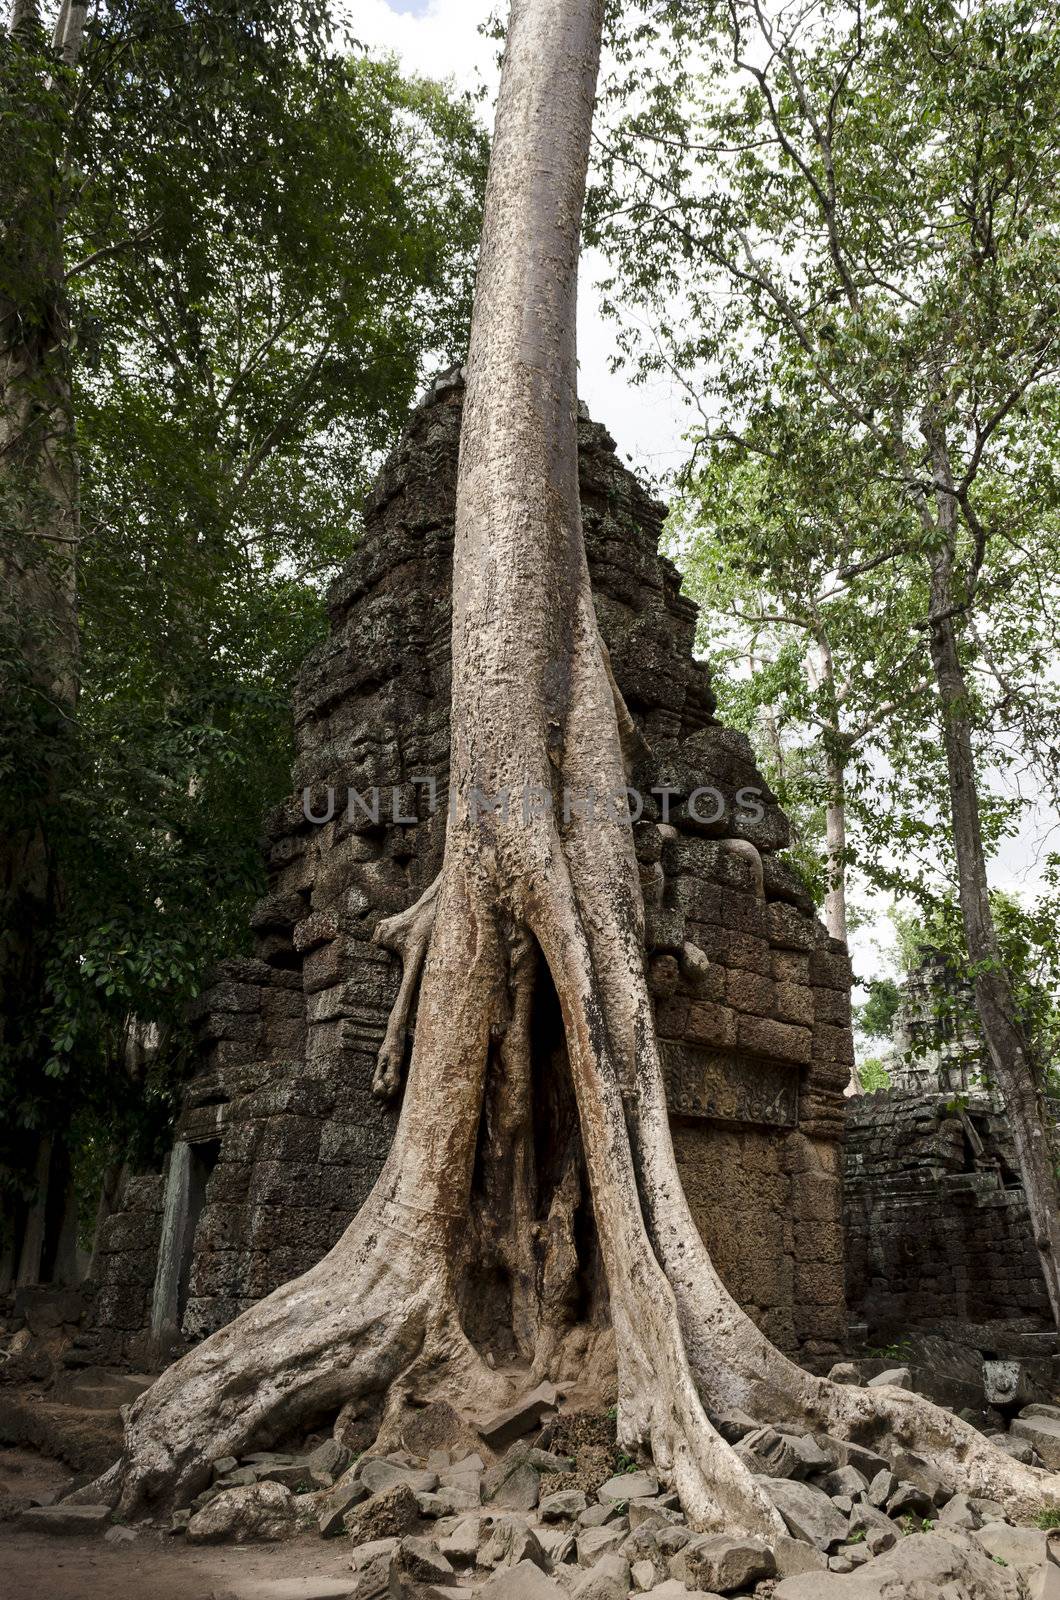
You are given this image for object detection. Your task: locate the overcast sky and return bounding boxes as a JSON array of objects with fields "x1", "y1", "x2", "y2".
[{"x1": 351, "y1": 0, "x2": 695, "y2": 483}]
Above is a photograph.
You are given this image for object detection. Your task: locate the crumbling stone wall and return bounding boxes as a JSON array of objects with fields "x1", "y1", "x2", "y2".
[
  {"x1": 84, "y1": 376, "x2": 852, "y2": 1369},
  {"x1": 75, "y1": 1175, "x2": 165, "y2": 1369},
  {"x1": 845, "y1": 1090, "x2": 1051, "y2": 1346}
]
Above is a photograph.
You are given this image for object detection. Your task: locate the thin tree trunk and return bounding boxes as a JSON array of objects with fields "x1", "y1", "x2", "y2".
[
  {"x1": 96, "y1": 0, "x2": 1060, "y2": 1530},
  {"x1": 823, "y1": 750, "x2": 848, "y2": 945},
  {"x1": 925, "y1": 443, "x2": 1060, "y2": 1335}
]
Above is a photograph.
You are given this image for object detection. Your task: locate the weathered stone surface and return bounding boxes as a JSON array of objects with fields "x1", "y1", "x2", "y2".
[
  {"x1": 671, "y1": 1532, "x2": 776, "y2": 1592},
  {"x1": 846, "y1": 1088, "x2": 1054, "y2": 1346},
  {"x1": 577, "y1": 1522, "x2": 630, "y2": 1567},
  {"x1": 1027, "y1": 1566, "x2": 1060, "y2": 1600},
  {"x1": 541, "y1": 1489, "x2": 589, "y2": 1521},
  {"x1": 318, "y1": 1467, "x2": 368, "y2": 1536},
  {"x1": 761, "y1": 1476, "x2": 848, "y2": 1550},
  {"x1": 438, "y1": 1514, "x2": 481, "y2": 1564},
  {"x1": 395, "y1": 1535, "x2": 454, "y2": 1584},
  {"x1": 489, "y1": 1461, "x2": 541, "y2": 1513},
  {"x1": 360, "y1": 1458, "x2": 438, "y2": 1497},
  {"x1": 219, "y1": 1582, "x2": 357, "y2": 1600},
  {"x1": 1012, "y1": 1414, "x2": 1060, "y2": 1469},
  {"x1": 867, "y1": 1367, "x2": 911, "y2": 1391},
  {"x1": 571, "y1": 1553, "x2": 632, "y2": 1598},
  {"x1": 598, "y1": 1470, "x2": 659, "y2": 1502},
  {"x1": 480, "y1": 1513, "x2": 549, "y2": 1571},
  {"x1": 186, "y1": 1480, "x2": 298, "y2": 1544},
  {"x1": 342, "y1": 1482, "x2": 420, "y2": 1543},
  {"x1": 973, "y1": 1519, "x2": 1052, "y2": 1571},
  {"x1": 479, "y1": 1384, "x2": 559, "y2": 1451},
  {"x1": 774, "y1": 1530, "x2": 1022, "y2": 1599},
  {"x1": 19, "y1": 1503, "x2": 112, "y2": 1536},
  {"x1": 478, "y1": 1561, "x2": 565, "y2": 1599}
]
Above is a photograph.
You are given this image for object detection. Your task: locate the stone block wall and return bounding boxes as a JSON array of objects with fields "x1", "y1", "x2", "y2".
[
  {"x1": 76, "y1": 1174, "x2": 165, "y2": 1368},
  {"x1": 845, "y1": 1090, "x2": 1051, "y2": 1344},
  {"x1": 80, "y1": 375, "x2": 851, "y2": 1369}
]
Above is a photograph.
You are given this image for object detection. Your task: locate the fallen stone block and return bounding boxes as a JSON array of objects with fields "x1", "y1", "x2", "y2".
[
  {"x1": 480, "y1": 1512, "x2": 549, "y2": 1571},
  {"x1": 19, "y1": 1502, "x2": 113, "y2": 1536},
  {"x1": 541, "y1": 1489, "x2": 588, "y2": 1521},
  {"x1": 774, "y1": 1529, "x2": 1023, "y2": 1599},
  {"x1": 103, "y1": 1525, "x2": 139, "y2": 1545},
  {"x1": 773, "y1": 1533, "x2": 828, "y2": 1576},
  {"x1": 342, "y1": 1482, "x2": 421, "y2": 1544},
  {"x1": 571, "y1": 1552, "x2": 632, "y2": 1598},
  {"x1": 478, "y1": 1560, "x2": 565, "y2": 1598},
  {"x1": 537, "y1": 1525, "x2": 576, "y2": 1565},
  {"x1": 867, "y1": 1368, "x2": 911, "y2": 1391},
  {"x1": 438, "y1": 1514, "x2": 481, "y2": 1565},
  {"x1": 219, "y1": 1581, "x2": 358, "y2": 1600},
  {"x1": 395, "y1": 1534, "x2": 455, "y2": 1584},
  {"x1": 597, "y1": 1470, "x2": 659, "y2": 1502},
  {"x1": 488, "y1": 1460, "x2": 541, "y2": 1513},
  {"x1": 318, "y1": 1468, "x2": 368, "y2": 1536},
  {"x1": 1012, "y1": 1414, "x2": 1060, "y2": 1470},
  {"x1": 887, "y1": 1481, "x2": 935, "y2": 1519},
  {"x1": 974, "y1": 1519, "x2": 1052, "y2": 1572},
  {"x1": 477, "y1": 1383, "x2": 559, "y2": 1450},
  {"x1": 187, "y1": 1480, "x2": 298, "y2": 1544},
  {"x1": 735, "y1": 1426, "x2": 798, "y2": 1480},
  {"x1": 938, "y1": 1493, "x2": 981, "y2": 1531},
  {"x1": 670, "y1": 1531, "x2": 776, "y2": 1592},
  {"x1": 576, "y1": 1521, "x2": 629, "y2": 1567},
  {"x1": 762, "y1": 1476, "x2": 848, "y2": 1550},
  {"x1": 359, "y1": 1458, "x2": 438, "y2": 1497},
  {"x1": 784, "y1": 1431, "x2": 834, "y2": 1478}
]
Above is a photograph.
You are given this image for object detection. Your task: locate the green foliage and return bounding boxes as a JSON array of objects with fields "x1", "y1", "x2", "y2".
[
  {"x1": 856, "y1": 981, "x2": 903, "y2": 1044},
  {"x1": 1034, "y1": 1508, "x2": 1060, "y2": 1530},
  {"x1": 858, "y1": 1056, "x2": 892, "y2": 1094},
  {"x1": 0, "y1": 1, "x2": 486, "y2": 1196},
  {"x1": 595, "y1": 0, "x2": 1060, "y2": 977}
]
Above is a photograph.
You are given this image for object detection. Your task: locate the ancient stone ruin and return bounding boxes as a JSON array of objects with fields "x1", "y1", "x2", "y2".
[
  {"x1": 76, "y1": 374, "x2": 853, "y2": 1373},
  {"x1": 845, "y1": 950, "x2": 1056, "y2": 1369}
]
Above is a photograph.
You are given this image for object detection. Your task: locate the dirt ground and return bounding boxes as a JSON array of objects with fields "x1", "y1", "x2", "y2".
[{"x1": 0, "y1": 1446, "x2": 365, "y2": 1600}]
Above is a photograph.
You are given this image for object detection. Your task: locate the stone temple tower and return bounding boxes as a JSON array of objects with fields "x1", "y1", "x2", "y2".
[{"x1": 81, "y1": 374, "x2": 854, "y2": 1372}]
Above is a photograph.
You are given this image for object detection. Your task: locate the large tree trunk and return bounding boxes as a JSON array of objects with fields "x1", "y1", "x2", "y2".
[
  {"x1": 99, "y1": 0, "x2": 1060, "y2": 1530},
  {"x1": 925, "y1": 445, "x2": 1060, "y2": 1335}
]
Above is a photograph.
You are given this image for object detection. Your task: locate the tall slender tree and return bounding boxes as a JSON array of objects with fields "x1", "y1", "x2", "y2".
[
  {"x1": 594, "y1": 0, "x2": 1060, "y2": 1330},
  {"x1": 98, "y1": 0, "x2": 1058, "y2": 1530}
]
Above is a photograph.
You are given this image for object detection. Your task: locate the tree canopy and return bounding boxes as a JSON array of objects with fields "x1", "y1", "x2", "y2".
[{"x1": 0, "y1": 0, "x2": 486, "y2": 1201}]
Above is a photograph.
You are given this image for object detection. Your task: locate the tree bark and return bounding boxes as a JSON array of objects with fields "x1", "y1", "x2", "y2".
[
  {"x1": 925, "y1": 441, "x2": 1060, "y2": 1335},
  {"x1": 96, "y1": 0, "x2": 1060, "y2": 1530},
  {"x1": 823, "y1": 750, "x2": 848, "y2": 946}
]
